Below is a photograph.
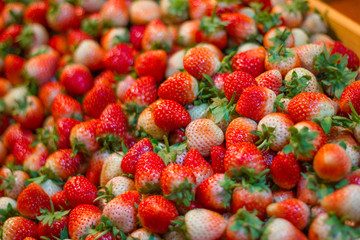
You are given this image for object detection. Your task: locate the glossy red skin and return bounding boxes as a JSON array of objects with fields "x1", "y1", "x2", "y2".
[
  {"x1": 160, "y1": 164, "x2": 196, "y2": 195},
  {"x1": 60, "y1": 64, "x2": 93, "y2": 96},
  {"x1": 211, "y1": 145, "x2": 226, "y2": 173},
  {"x1": 231, "y1": 47, "x2": 266, "y2": 78},
  {"x1": 135, "y1": 50, "x2": 167, "y2": 83},
  {"x1": 123, "y1": 76, "x2": 158, "y2": 107},
  {"x1": 138, "y1": 195, "x2": 179, "y2": 233},
  {"x1": 3, "y1": 124, "x2": 34, "y2": 152},
  {"x1": 103, "y1": 43, "x2": 138, "y2": 75},
  {"x1": 56, "y1": 118, "x2": 81, "y2": 149},
  {"x1": 67, "y1": 29, "x2": 94, "y2": 50},
  {"x1": 38, "y1": 216, "x2": 68, "y2": 240},
  {"x1": 121, "y1": 138, "x2": 153, "y2": 175},
  {"x1": 23, "y1": 1, "x2": 48, "y2": 26},
  {"x1": 0, "y1": 24, "x2": 22, "y2": 42},
  {"x1": 2, "y1": 217, "x2": 39, "y2": 240},
  {"x1": 52, "y1": 190, "x2": 72, "y2": 211},
  {"x1": 13, "y1": 95, "x2": 44, "y2": 130},
  {"x1": 224, "y1": 71, "x2": 257, "y2": 102},
  {"x1": 195, "y1": 29, "x2": 228, "y2": 50},
  {"x1": 38, "y1": 82, "x2": 65, "y2": 111},
  {"x1": 130, "y1": 25, "x2": 145, "y2": 50},
  {"x1": 64, "y1": 176, "x2": 98, "y2": 208},
  {"x1": 221, "y1": 12, "x2": 256, "y2": 43},
  {"x1": 340, "y1": 81, "x2": 360, "y2": 115},
  {"x1": 86, "y1": 151, "x2": 110, "y2": 186},
  {"x1": 346, "y1": 169, "x2": 360, "y2": 185},
  {"x1": 184, "y1": 149, "x2": 214, "y2": 186},
  {"x1": 271, "y1": 152, "x2": 301, "y2": 190},
  {"x1": 183, "y1": 47, "x2": 218, "y2": 80},
  {"x1": 4, "y1": 54, "x2": 25, "y2": 85},
  {"x1": 96, "y1": 103, "x2": 127, "y2": 138},
  {"x1": 46, "y1": 149, "x2": 82, "y2": 181},
  {"x1": 169, "y1": 128, "x2": 186, "y2": 145},
  {"x1": 52, "y1": 93, "x2": 83, "y2": 121},
  {"x1": 331, "y1": 41, "x2": 360, "y2": 71}
]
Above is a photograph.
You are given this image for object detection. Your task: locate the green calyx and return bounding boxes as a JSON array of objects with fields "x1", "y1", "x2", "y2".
[
  {"x1": 31, "y1": 126, "x2": 59, "y2": 153},
  {"x1": 138, "y1": 182, "x2": 162, "y2": 195},
  {"x1": 267, "y1": 44, "x2": 295, "y2": 64},
  {"x1": 251, "y1": 124, "x2": 276, "y2": 151},
  {"x1": 230, "y1": 168, "x2": 270, "y2": 193},
  {"x1": 26, "y1": 167, "x2": 64, "y2": 187},
  {"x1": 81, "y1": 18, "x2": 102, "y2": 38},
  {"x1": 12, "y1": 96, "x2": 31, "y2": 115},
  {"x1": 167, "y1": 0, "x2": 189, "y2": 18},
  {"x1": 283, "y1": 126, "x2": 318, "y2": 158},
  {"x1": 16, "y1": 25, "x2": 34, "y2": 49},
  {"x1": 218, "y1": 173, "x2": 238, "y2": 208},
  {"x1": 269, "y1": 28, "x2": 292, "y2": 48},
  {"x1": 0, "y1": 171, "x2": 16, "y2": 191},
  {"x1": 199, "y1": 6, "x2": 229, "y2": 36},
  {"x1": 122, "y1": 102, "x2": 146, "y2": 128},
  {"x1": 96, "y1": 134, "x2": 122, "y2": 153},
  {"x1": 283, "y1": 0, "x2": 310, "y2": 15},
  {"x1": 280, "y1": 71, "x2": 311, "y2": 98},
  {"x1": 164, "y1": 178, "x2": 196, "y2": 207},
  {"x1": 250, "y1": 3, "x2": 281, "y2": 33},
  {"x1": 85, "y1": 216, "x2": 126, "y2": 240},
  {"x1": 324, "y1": 212, "x2": 360, "y2": 240},
  {"x1": 0, "y1": 203, "x2": 20, "y2": 224},
  {"x1": 157, "y1": 136, "x2": 187, "y2": 165},
  {"x1": 37, "y1": 201, "x2": 70, "y2": 227},
  {"x1": 71, "y1": 137, "x2": 90, "y2": 157},
  {"x1": 94, "y1": 182, "x2": 116, "y2": 204},
  {"x1": 230, "y1": 208, "x2": 264, "y2": 239}
]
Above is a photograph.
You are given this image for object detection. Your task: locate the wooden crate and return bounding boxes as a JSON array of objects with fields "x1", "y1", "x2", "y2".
[{"x1": 309, "y1": 0, "x2": 360, "y2": 56}]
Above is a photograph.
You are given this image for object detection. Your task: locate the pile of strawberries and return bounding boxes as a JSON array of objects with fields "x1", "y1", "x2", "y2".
[{"x1": 1, "y1": 0, "x2": 360, "y2": 239}]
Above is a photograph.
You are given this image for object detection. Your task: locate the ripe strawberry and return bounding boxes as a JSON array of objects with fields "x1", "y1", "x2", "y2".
[
  {"x1": 296, "y1": 173, "x2": 319, "y2": 206},
  {"x1": 37, "y1": 204, "x2": 69, "y2": 240},
  {"x1": 161, "y1": 164, "x2": 196, "y2": 206},
  {"x1": 60, "y1": 64, "x2": 93, "y2": 96},
  {"x1": 51, "y1": 93, "x2": 83, "y2": 121},
  {"x1": 2, "y1": 123, "x2": 34, "y2": 152},
  {"x1": 83, "y1": 82, "x2": 116, "y2": 118},
  {"x1": 64, "y1": 176, "x2": 97, "y2": 208},
  {"x1": 100, "y1": 0, "x2": 129, "y2": 27},
  {"x1": 24, "y1": 52, "x2": 59, "y2": 87},
  {"x1": 23, "y1": 1, "x2": 48, "y2": 26},
  {"x1": 224, "y1": 71, "x2": 257, "y2": 102},
  {"x1": 55, "y1": 118, "x2": 81, "y2": 149},
  {"x1": 0, "y1": 24, "x2": 22, "y2": 43},
  {"x1": 121, "y1": 138, "x2": 153, "y2": 175},
  {"x1": 185, "y1": 119, "x2": 224, "y2": 156},
  {"x1": 102, "y1": 190, "x2": 141, "y2": 234},
  {"x1": 70, "y1": 119, "x2": 100, "y2": 155},
  {"x1": 23, "y1": 143, "x2": 48, "y2": 171},
  {"x1": 135, "y1": 49, "x2": 167, "y2": 83},
  {"x1": 184, "y1": 149, "x2": 214, "y2": 186},
  {"x1": 225, "y1": 117, "x2": 258, "y2": 148},
  {"x1": 2, "y1": 217, "x2": 39, "y2": 240},
  {"x1": 255, "y1": 69, "x2": 283, "y2": 95},
  {"x1": 129, "y1": 25, "x2": 145, "y2": 50},
  {"x1": 231, "y1": 47, "x2": 266, "y2": 78},
  {"x1": 221, "y1": 12, "x2": 256, "y2": 44},
  {"x1": 235, "y1": 86, "x2": 276, "y2": 122},
  {"x1": 52, "y1": 190, "x2": 71, "y2": 211},
  {"x1": 340, "y1": 81, "x2": 360, "y2": 115},
  {"x1": 38, "y1": 82, "x2": 64, "y2": 112},
  {"x1": 0, "y1": 168, "x2": 29, "y2": 199},
  {"x1": 0, "y1": 78, "x2": 11, "y2": 97},
  {"x1": 73, "y1": 39, "x2": 104, "y2": 71},
  {"x1": 224, "y1": 142, "x2": 267, "y2": 177},
  {"x1": 12, "y1": 95, "x2": 44, "y2": 130},
  {"x1": 183, "y1": 46, "x2": 220, "y2": 80},
  {"x1": 17, "y1": 183, "x2": 51, "y2": 219},
  {"x1": 86, "y1": 151, "x2": 110, "y2": 186},
  {"x1": 103, "y1": 43, "x2": 138, "y2": 75},
  {"x1": 46, "y1": 2, "x2": 79, "y2": 31},
  {"x1": 210, "y1": 145, "x2": 226, "y2": 173},
  {"x1": 135, "y1": 152, "x2": 165, "y2": 194},
  {"x1": 271, "y1": 2, "x2": 303, "y2": 28},
  {"x1": 67, "y1": 29, "x2": 94, "y2": 52},
  {"x1": 347, "y1": 169, "x2": 360, "y2": 185},
  {"x1": 270, "y1": 152, "x2": 300, "y2": 190},
  {"x1": 138, "y1": 195, "x2": 178, "y2": 233},
  {"x1": 266, "y1": 198, "x2": 310, "y2": 230},
  {"x1": 184, "y1": 208, "x2": 227, "y2": 240},
  {"x1": 100, "y1": 27, "x2": 130, "y2": 51},
  {"x1": 96, "y1": 103, "x2": 127, "y2": 141},
  {"x1": 261, "y1": 218, "x2": 308, "y2": 240},
  {"x1": 137, "y1": 103, "x2": 169, "y2": 140},
  {"x1": 188, "y1": 0, "x2": 209, "y2": 20},
  {"x1": 272, "y1": 190, "x2": 295, "y2": 203},
  {"x1": 16, "y1": 23, "x2": 49, "y2": 50},
  {"x1": 68, "y1": 204, "x2": 102, "y2": 240},
  {"x1": 331, "y1": 41, "x2": 360, "y2": 71},
  {"x1": 45, "y1": 149, "x2": 82, "y2": 181},
  {"x1": 288, "y1": 92, "x2": 335, "y2": 123},
  {"x1": 141, "y1": 19, "x2": 173, "y2": 51},
  {"x1": 4, "y1": 54, "x2": 25, "y2": 86},
  {"x1": 123, "y1": 76, "x2": 157, "y2": 107},
  {"x1": 331, "y1": 134, "x2": 360, "y2": 167},
  {"x1": 294, "y1": 43, "x2": 323, "y2": 73},
  {"x1": 49, "y1": 34, "x2": 68, "y2": 55},
  {"x1": 265, "y1": 47, "x2": 301, "y2": 77}
]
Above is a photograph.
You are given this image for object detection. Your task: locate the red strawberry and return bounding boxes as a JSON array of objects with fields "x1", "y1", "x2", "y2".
[
  {"x1": 68, "y1": 204, "x2": 102, "y2": 240},
  {"x1": 347, "y1": 169, "x2": 360, "y2": 185},
  {"x1": 52, "y1": 190, "x2": 71, "y2": 211},
  {"x1": 135, "y1": 152, "x2": 166, "y2": 194},
  {"x1": 270, "y1": 152, "x2": 300, "y2": 190},
  {"x1": 266, "y1": 198, "x2": 310, "y2": 230},
  {"x1": 49, "y1": 34, "x2": 68, "y2": 55},
  {"x1": 331, "y1": 41, "x2": 360, "y2": 71},
  {"x1": 130, "y1": 25, "x2": 145, "y2": 50},
  {"x1": 123, "y1": 76, "x2": 158, "y2": 107},
  {"x1": 73, "y1": 39, "x2": 104, "y2": 71},
  {"x1": 23, "y1": 1, "x2": 48, "y2": 26},
  {"x1": 220, "y1": 12, "x2": 257, "y2": 44},
  {"x1": 135, "y1": 49, "x2": 167, "y2": 83},
  {"x1": 52, "y1": 93, "x2": 83, "y2": 121},
  {"x1": 225, "y1": 117, "x2": 258, "y2": 148},
  {"x1": 64, "y1": 176, "x2": 97, "y2": 208},
  {"x1": 0, "y1": 24, "x2": 23, "y2": 42},
  {"x1": 255, "y1": 70, "x2": 283, "y2": 95},
  {"x1": 24, "y1": 52, "x2": 59, "y2": 87},
  {"x1": 210, "y1": 145, "x2": 226, "y2": 173},
  {"x1": 4, "y1": 54, "x2": 25, "y2": 86},
  {"x1": 231, "y1": 47, "x2": 266, "y2": 78},
  {"x1": 38, "y1": 82, "x2": 64, "y2": 112},
  {"x1": 103, "y1": 43, "x2": 138, "y2": 75},
  {"x1": 2, "y1": 217, "x2": 39, "y2": 240},
  {"x1": 45, "y1": 149, "x2": 82, "y2": 181},
  {"x1": 12, "y1": 95, "x2": 44, "y2": 130},
  {"x1": 138, "y1": 195, "x2": 178, "y2": 233},
  {"x1": 141, "y1": 19, "x2": 172, "y2": 51},
  {"x1": 46, "y1": 2, "x2": 79, "y2": 31},
  {"x1": 272, "y1": 190, "x2": 295, "y2": 203},
  {"x1": 121, "y1": 138, "x2": 153, "y2": 175},
  {"x1": 83, "y1": 82, "x2": 116, "y2": 118},
  {"x1": 23, "y1": 143, "x2": 48, "y2": 171},
  {"x1": 184, "y1": 148, "x2": 214, "y2": 186},
  {"x1": 37, "y1": 205, "x2": 69, "y2": 240},
  {"x1": 55, "y1": 118, "x2": 81, "y2": 149},
  {"x1": 60, "y1": 64, "x2": 93, "y2": 96},
  {"x1": 188, "y1": 0, "x2": 210, "y2": 20},
  {"x1": 100, "y1": 0, "x2": 129, "y2": 27},
  {"x1": 183, "y1": 46, "x2": 220, "y2": 80},
  {"x1": 70, "y1": 119, "x2": 100, "y2": 155},
  {"x1": 67, "y1": 29, "x2": 94, "y2": 51},
  {"x1": 340, "y1": 81, "x2": 360, "y2": 115},
  {"x1": 86, "y1": 151, "x2": 110, "y2": 186},
  {"x1": 17, "y1": 183, "x2": 51, "y2": 219},
  {"x1": 3, "y1": 123, "x2": 34, "y2": 152},
  {"x1": 224, "y1": 71, "x2": 257, "y2": 102},
  {"x1": 102, "y1": 190, "x2": 142, "y2": 234},
  {"x1": 261, "y1": 218, "x2": 308, "y2": 240}
]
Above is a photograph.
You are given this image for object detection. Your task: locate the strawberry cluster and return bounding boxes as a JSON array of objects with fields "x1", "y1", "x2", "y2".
[{"x1": 0, "y1": 0, "x2": 360, "y2": 239}]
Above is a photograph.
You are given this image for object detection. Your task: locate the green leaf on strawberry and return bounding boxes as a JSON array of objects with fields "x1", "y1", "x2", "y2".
[
  {"x1": 164, "y1": 178, "x2": 195, "y2": 207},
  {"x1": 31, "y1": 126, "x2": 59, "y2": 153},
  {"x1": 267, "y1": 44, "x2": 295, "y2": 64},
  {"x1": 324, "y1": 212, "x2": 360, "y2": 240},
  {"x1": 251, "y1": 124, "x2": 276, "y2": 151},
  {"x1": 250, "y1": 2, "x2": 282, "y2": 33},
  {"x1": 283, "y1": 0, "x2": 310, "y2": 15},
  {"x1": 94, "y1": 183, "x2": 115, "y2": 204},
  {"x1": 167, "y1": 0, "x2": 189, "y2": 19},
  {"x1": 16, "y1": 25, "x2": 34, "y2": 49},
  {"x1": 280, "y1": 71, "x2": 311, "y2": 98},
  {"x1": 81, "y1": 18, "x2": 102, "y2": 38},
  {"x1": 0, "y1": 203, "x2": 20, "y2": 224},
  {"x1": 218, "y1": 173, "x2": 238, "y2": 208},
  {"x1": 283, "y1": 126, "x2": 318, "y2": 158},
  {"x1": 199, "y1": 6, "x2": 229, "y2": 36},
  {"x1": 37, "y1": 201, "x2": 70, "y2": 227},
  {"x1": 230, "y1": 208, "x2": 264, "y2": 239}
]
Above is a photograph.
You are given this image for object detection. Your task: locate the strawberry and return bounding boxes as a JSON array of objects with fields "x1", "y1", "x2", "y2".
[
  {"x1": 16, "y1": 23, "x2": 49, "y2": 50},
  {"x1": 183, "y1": 46, "x2": 220, "y2": 80},
  {"x1": 294, "y1": 43, "x2": 323, "y2": 73},
  {"x1": 63, "y1": 176, "x2": 97, "y2": 208},
  {"x1": 100, "y1": 27, "x2": 130, "y2": 51},
  {"x1": 67, "y1": 29, "x2": 94, "y2": 52},
  {"x1": 272, "y1": 190, "x2": 295, "y2": 203},
  {"x1": 331, "y1": 41, "x2": 360, "y2": 71},
  {"x1": 231, "y1": 47, "x2": 266, "y2": 78},
  {"x1": 12, "y1": 95, "x2": 44, "y2": 130},
  {"x1": 270, "y1": 152, "x2": 300, "y2": 190},
  {"x1": 38, "y1": 82, "x2": 64, "y2": 112},
  {"x1": 45, "y1": 149, "x2": 82, "y2": 181},
  {"x1": 158, "y1": 72, "x2": 198, "y2": 106},
  {"x1": 220, "y1": 12, "x2": 257, "y2": 44},
  {"x1": 263, "y1": 27, "x2": 295, "y2": 49},
  {"x1": 83, "y1": 82, "x2": 116, "y2": 119},
  {"x1": 70, "y1": 119, "x2": 100, "y2": 155},
  {"x1": 296, "y1": 173, "x2": 319, "y2": 206},
  {"x1": 0, "y1": 3, "x2": 25, "y2": 28},
  {"x1": 225, "y1": 117, "x2": 258, "y2": 148},
  {"x1": 98, "y1": 176, "x2": 135, "y2": 203},
  {"x1": 2, "y1": 123, "x2": 34, "y2": 152},
  {"x1": 17, "y1": 183, "x2": 51, "y2": 219},
  {"x1": 68, "y1": 204, "x2": 102, "y2": 240},
  {"x1": 51, "y1": 93, "x2": 83, "y2": 121},
  {"x1": 100, "y1": 0, "x2": 129, "y2": 27},
  {"x1": 255, "y1": 69, "x2": 283, "y2": 95},
  {"x1": 0, "y1": 78, "x2": 11, "y2": 97},
  {"x1": 265, "y1": 46, "x2": 301, "y2": 77},
  {"x1": 135, "y1": 50, "x2": 167, "y2": 83},
  {"x1": 46, "y1": 2, "x2": 79, "y2": 31},
  {"x1": 331, "y1": 134, "x2": 360, "y2": 167},
  {"x1": 103, "y1": 43, "x2": 138, "y2": 75},
  {"x1": 188, "y1": 0, "x2": 210, "y2": 20},
  {"x1": 224, "y1": 71, "x2": 257, "y2": 102},
  {"x1": 224, "y1": 142, "x2": 267, "y2": 178},
  {"x1": 24, "y1": 52, "x2": 59, "y2": 87},
  {"x1": 37, "y1": 203, "x2": 69, "y2": 240},
  {"x1": 141, "y1": 19, "x2": 172, "y2": 51},
  {"x1": 255, "y1": 113, "x2": 294, "y2": 152},
  {"x1": 184, "y1": 149, "x2": 214, "y2": 186},
  {"x1": 2, "y1": 217, "x2": 39, "y2": 240},
  {"x1": 0, "y1": 24, "x2": 23, "y2": 43},
  {"x1": 185, "y1": 119, "x2": 224, "y2": 157},
  {"x1": 121, "y1": 138, "x2": 153, "y2": 175},
  {"x1": 138, "y1": 195, "x2": 178, "y2": 233},
  {"x1": 60, "y1": 64, "x2": 93, "y2": 96},
  {"x1": 130, "y1": 0, "x2": 160, "y2": 25},
  {"x1": 347, "y1": 169, "x2": 360, "y2": 185},
  {"x1": 129, "y1": 25, "x2": 145, "y2": 50},
  {"x1": 266, "y1": 198, "x2": 310, "y2": 230},
  {"x1": 314, "y1": 143, "x2": 351, "y2": 182},
  {"x1": 23, "y1": 1, "x2": 48, "y2": 26},
  {"x1": 288, "y1": 92, "x2": 335, "y2": 123},
  {"x1": 49, "y1": 34, "x2": 68, "y2": 55},
  {"x1": 161, "y1": 164, "x2": 196, "y2": 207},
  {"x1": 210, "y1": 145, "x2": 226, "y2": 173},
  {"x1": 283, "y1": 67, "x2": 318, "y2": 96},
  {"x1": 23, "y1": 143, "x2": 48, "y2": 171},
  {"x1": 52, "y1": 190, "x2": 71, "y2": 211},
  {"x1": 123, "y1": 76, "x2": 157, "y2": 107},
  {"x1": 178, "y1": 20, "x2": 200, "y2": 47},
  {"x1": 235, "y1": 86, "x2": 276, "y2": 122},
  {"x1": 340, "y1": 81, "x2": 360, "y2": 115},
  {"x1": 4, "y1": 54, "x2": 25, "y2": 86},
  {"x1": 0, "y1": 168, "x2": 29, "y2": 199},
  {"x1": 129, "y1": 228, "x2": 161, "y2": 239},
  {"x1": 86, "y1": 151, "x2": 110, "y2": 186},
  {"x1": 260, "y1": 218, "x2": 308, "y2": 240},
  {"x1": 183, "y1": 208, "x2": 227, "y2": 240},
  {"x1": 153, "y1": 99, "x2": 191, "y2": 132},
  {"x1": 102, "y1": 190, "x2": 141, "y2": 233},
  {"x1": 135, "y1": 152, "x2": 165, "y2": 194},
  {"x1": 73, "y1": 39, "x2": 104, "y2": 71},
  {"x1": 55, "y1": 118, "x2": 81, "y2": 150}
]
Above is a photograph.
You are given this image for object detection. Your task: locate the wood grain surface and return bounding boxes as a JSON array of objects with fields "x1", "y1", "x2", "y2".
[{"x1": 324, "y1": 0, "x2": 360, "y2": 24}]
